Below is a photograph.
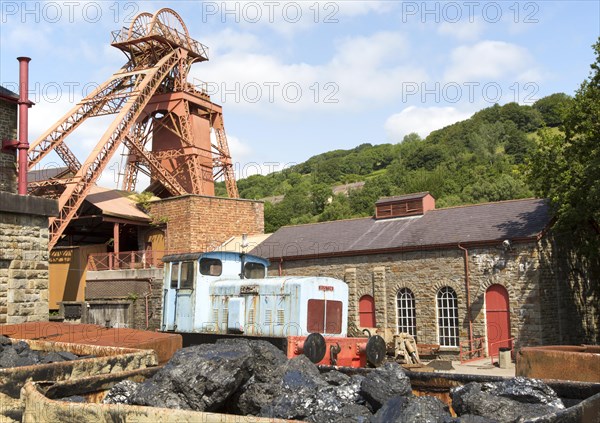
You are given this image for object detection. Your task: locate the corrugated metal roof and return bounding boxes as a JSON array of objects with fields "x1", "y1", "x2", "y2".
[
  {"x1": 86, "y1": 186, "x2": 150, "y2": 221},
  {"x1": 251, "y1": 198, "x2": 551, "y2": 259}
]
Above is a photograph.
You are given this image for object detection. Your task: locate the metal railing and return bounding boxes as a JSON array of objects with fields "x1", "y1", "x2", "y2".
[
  {"x1": 459, "y1": 337, "x2": 486, "y2": 363},
  {"x1": 87, "y1": 250, "x2": 177, "y2": 271}
]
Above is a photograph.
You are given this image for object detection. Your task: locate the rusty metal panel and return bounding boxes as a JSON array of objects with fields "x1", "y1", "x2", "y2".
[
  {"x1": 0, "y1": 338, "x2": 157, "y2": 422},
  {"x1": 0, "y1": 322, "x2": 182, "y2": 364},
  {"x1": 517, "y1": 346, "x2": 600, "y2": 383}
]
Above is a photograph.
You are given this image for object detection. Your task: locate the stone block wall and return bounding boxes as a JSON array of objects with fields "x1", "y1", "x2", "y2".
[
  {"x1": 0, "y1": 99, "x2": 18, "y2": 193},
  {"x1": 0, "y1": 193, "x2": 57, "y2": 324},
  {"x1": 148, "y1": 194, "x2": 264, "y2": 252},
  {"x1": 276, "y1": 242, "x2": 545, "y2": 355}
]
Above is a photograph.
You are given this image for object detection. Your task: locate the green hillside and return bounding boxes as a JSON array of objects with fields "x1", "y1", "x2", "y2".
[{"x1": 216, "y1": 93, "x2": 572, "y2": 233}]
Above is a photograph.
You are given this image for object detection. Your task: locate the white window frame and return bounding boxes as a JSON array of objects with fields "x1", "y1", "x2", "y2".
[
  {"x1": 396, "y1": 288, "x2": 416, "y2": 338},
  {"x1": 436, "y1": 286, "x2": 459, "y2": 347}
]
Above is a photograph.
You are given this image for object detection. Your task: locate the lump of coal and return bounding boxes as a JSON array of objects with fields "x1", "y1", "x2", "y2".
[
  {"x1": 360, "y1": 362, "x2": 412, "y2": 411},
  {"x1": 261, "y1": 357, "x2": 371, "y2": 423},
  {"x1": 373, "y1": 395, "x2": 452, "y2": 423},
  {"x1": 41, "y1": 352, "x2": 67, "y2": 364},
  {"x1": 482, "y1": 376, "x2": 564, "y2": 409},
  {"x1": 132, "y1": 342, "x2": 253, "y2": 411},
  {"x1": 103, "y1": 380, "x2": 140, "y2": 404},
  {"x1": 322, "y1": 370, "x2": 351, "y2": 386},
  {"x1": 451, "y1": 381, "x2": 561, "y2": 422},
  {"x1": 13, "y1": 341, "x2": 30, "y2": 355},
  {"x1": 217, "y1": 338, "x2": 287, "y2": 383}
]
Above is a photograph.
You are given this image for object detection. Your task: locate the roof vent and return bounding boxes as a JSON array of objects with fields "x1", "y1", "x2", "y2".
[{"x1": 375, "y1": 192, "x2": 435, "y2": 219}]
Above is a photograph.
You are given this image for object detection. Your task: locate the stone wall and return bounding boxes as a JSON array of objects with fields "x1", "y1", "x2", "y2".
[
  {"x1": 0, "y1": 99, "x2": 18, "y2": 193},
  {"x1": 0, "y1": 193, "x2": 57, "y2": 324},
  {"x1": 148, "y1": 194, "x2": 264, "y2": 252},
  {"x1": 276, "y1": 242, "x2": 545, "y2": 355},
  {"x1": 537, "y1": 229, "x2": 600, "y2": 345}
]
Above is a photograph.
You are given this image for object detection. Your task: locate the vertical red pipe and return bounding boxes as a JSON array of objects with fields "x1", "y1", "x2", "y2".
[
  {"x1": 458, "y1": 244, "x2": 474, "y2": 353},
  {"x1": 16, "y1": 57, "x2": 31, "y2": 195}
]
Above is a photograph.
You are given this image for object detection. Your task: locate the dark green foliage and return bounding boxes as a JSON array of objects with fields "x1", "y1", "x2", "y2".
[
  {"x1": 528, "y1": 38, "x2": 600, "y2": 232},
  {"x1": 533, "y1": 93, "x2": 573, "y2": 127}
]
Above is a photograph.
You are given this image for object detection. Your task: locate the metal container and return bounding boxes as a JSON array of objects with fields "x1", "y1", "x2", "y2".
[
  {"x1": 21, "y1": 368, "x2": 297, "y2": 423},
  {"x1": 0, "y1": 338, "x2": 157, "y2": 422},
  {"x1": 517, "y1": 345, "x2": 600, "y2": 383},
  {"x1": 21, "y1": 365, "x2": 600, "y2": 423}
]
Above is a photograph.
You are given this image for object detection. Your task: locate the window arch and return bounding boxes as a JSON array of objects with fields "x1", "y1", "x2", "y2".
[
  {"x1": 396, "y1": 288, "x2": 416, "y2": 338},
  {"x1": 358, "y1": 295, "x2": 376, "y2": 327},
  {"x1": 437, "y1": 287, "x2": 459, "y2": 347}
]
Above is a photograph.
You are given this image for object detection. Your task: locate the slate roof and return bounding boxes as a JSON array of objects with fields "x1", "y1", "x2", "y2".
[
  {"x1": 0, "y1": 86, "x2": 19, "y2": 102},
  {"x1": 251, "y1": 198, "x2": 551, "y2": 259},
  {"x1": 28, "y1": 167, "x2": 71, "y2": 183}
]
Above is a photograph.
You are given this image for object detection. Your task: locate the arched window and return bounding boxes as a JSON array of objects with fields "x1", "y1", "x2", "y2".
[
  {"x1": 358, "y1": 295, "x2": 376, "y2": 327},
  {"x1": 396, "y1": 288, "x2": 416, "y2": 338},
  {"x1": 437, "y1": 287, "x2": 459, "y2": 347}
]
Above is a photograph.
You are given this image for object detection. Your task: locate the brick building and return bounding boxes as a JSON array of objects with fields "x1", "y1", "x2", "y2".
[
  {"x1": 0, "y1": 85, "x2": 57, "y2": 324},
  {"x1": 253, "y1": 193, "x2": 599, "y2": 356}
]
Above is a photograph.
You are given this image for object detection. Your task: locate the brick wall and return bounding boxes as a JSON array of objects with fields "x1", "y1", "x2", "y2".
[
  {"x1": 276, "y1": 242, "x2": 546, "y2": 355},
  {"x1": 148, "y1": 195, "x2": 264, "y2": 252},
  {"x1": 0, "y1": 99, "x2": 18, "y2": 193}
]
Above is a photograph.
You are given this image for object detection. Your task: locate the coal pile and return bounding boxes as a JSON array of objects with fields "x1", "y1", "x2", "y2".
[
  {"x1": 0, "y1": 336, "x2": 89, "y2": 368},
  {"x1": 102, "y1": 339, "x2": 568, "y2": 422},
  {"x1": 451, "y1": 377, "x2": 565, "y2": 422}
]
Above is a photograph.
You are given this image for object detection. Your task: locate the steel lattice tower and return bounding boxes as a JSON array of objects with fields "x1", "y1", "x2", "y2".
[{"x1": 27, "y1": 9, "x2": 239, "y2": 249}]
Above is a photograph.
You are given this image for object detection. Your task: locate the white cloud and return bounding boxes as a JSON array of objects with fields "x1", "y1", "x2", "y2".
[
  {"x1": 192, "y1": 31, "x2": 426, "y2": 113},
  {"x1": 444, "y1": 41, "x2": 540, "y2": 82},
  {"x1": 384, "y1": 106, "x2": 473, "y2": 140},
  {"x1": 437, "y1": 19, "x2": 484, "y2": 41}
]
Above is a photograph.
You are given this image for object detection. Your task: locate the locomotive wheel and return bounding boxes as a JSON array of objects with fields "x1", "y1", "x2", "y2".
[
  {"x1": 303, "y1": 333, "x2": 327, "y2": 363},
  {"x1": 366, "y1": 335, "x2": 386, "y2": 367}
]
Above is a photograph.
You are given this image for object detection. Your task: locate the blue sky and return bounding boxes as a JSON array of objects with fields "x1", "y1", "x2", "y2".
[{"x1": 1, "y1": 1, "x2": 598, "y2": 188}]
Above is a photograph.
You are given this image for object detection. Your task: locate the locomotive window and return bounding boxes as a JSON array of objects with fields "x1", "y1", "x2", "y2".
[
  {"x1": 244, "y1": 262, "x2": 266, "y2": 279},
  {"x1": 170, "y1": 263, "x2": 179, "y2": 288},
  {"x1": 200, "y1": 258, "x2": 222, "y2": 276},
  {"x1": 307, "y1": 300, "x2": 343, "y2": 334},
  {"x1": 180, "y1": 261, "x2": 195, "y2": 289}
]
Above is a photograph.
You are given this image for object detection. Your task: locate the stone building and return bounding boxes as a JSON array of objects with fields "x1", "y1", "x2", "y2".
[
  {"x1": 0, "y1": 86, "x2": 57, "y2": 324},
  {"x1": 253, "y1": 192, "x2": 600, "y2": 357}
]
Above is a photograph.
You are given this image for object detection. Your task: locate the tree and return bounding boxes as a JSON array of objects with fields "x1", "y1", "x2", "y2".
[
  {"x1": 533, "y1": 93, "x2": 572, "y2": 127},
  {"x1": 527, "y1": 39, "x2": 600, "y2": 230}
]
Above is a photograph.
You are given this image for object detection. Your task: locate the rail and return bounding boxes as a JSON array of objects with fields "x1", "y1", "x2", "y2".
[
  {"x1": 489, "y1": 337, "x2": 515, "y2": 365},
  {"x1": 459, "y1": 337, "x2": 486, "y2": 363},
  {"x1": 87, "y1": 250, "x2": 177, "y2": 271}
]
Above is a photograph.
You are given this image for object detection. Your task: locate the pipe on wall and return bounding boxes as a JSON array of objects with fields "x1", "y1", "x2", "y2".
[
  {"x1": 458, "y1": 243, "x2": 474, "y2": 352},
  {"x1": 16, "y1": 57, "x2": 32, "y2": 195}
]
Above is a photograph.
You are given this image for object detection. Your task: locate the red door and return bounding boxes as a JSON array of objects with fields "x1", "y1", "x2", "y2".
[
  {"x1": 359, "y1": 295, "x2": 376, "y2": 327},
  {"x1": 485, "y1": 285, "x2": 512, "y2": 357}
]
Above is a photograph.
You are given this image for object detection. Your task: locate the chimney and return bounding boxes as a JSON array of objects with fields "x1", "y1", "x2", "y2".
[
  {"x1": 16, "y1": 57, "x2": 32, "y2": 195},
  {"x1": 375, "y1": 192, "x2": 435, "y2": 220}
]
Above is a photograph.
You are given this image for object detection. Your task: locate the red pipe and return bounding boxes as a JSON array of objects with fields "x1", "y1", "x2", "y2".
[
  {"x1": 17, "y1": 57, "x2": 32, "y2": 195},
  {"x1": 458, "y1": 244, "x2": 474, "y2": 354}
]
